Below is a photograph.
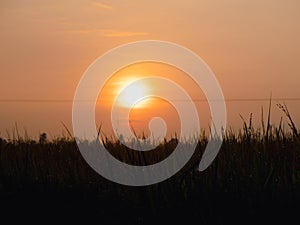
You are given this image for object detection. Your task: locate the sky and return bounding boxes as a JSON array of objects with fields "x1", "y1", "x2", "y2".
[{"x1": 0, "y1": 0, "x2": 300, "y2": 138}]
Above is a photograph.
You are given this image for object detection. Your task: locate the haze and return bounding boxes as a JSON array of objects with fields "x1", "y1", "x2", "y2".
[{"x1": 0, "y1": 0, "x2": 300, "y2": 138}]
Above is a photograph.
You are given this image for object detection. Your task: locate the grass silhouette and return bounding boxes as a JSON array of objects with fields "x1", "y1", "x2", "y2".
[{"x1": 0, "y1": 105, "x2": 299, "y2": 224}]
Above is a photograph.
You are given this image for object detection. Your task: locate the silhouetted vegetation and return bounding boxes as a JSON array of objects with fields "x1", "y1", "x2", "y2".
[{"x1": 0, "y1": 107, "x2": 299, "y2": 224}]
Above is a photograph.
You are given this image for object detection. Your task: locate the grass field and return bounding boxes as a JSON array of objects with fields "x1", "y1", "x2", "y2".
[{"x1": 0, "y1": 105, "x2": 299, "y2": 224}]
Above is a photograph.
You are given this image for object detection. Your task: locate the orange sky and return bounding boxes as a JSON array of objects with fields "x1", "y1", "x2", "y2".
[
  {"x1": 95, "y1": 62, "x2": 209, "y2": 138},
  {"x1": 0, "y1": 0, "x2": 300, "y2": 138}
]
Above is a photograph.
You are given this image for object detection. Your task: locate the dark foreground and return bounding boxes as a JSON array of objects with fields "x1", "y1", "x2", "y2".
[
  {"x1": 0, "y1": 125, "x2": 299, "y2": 224},
  {"x1": 1, "y1": 183, "x2": 299, "y2": 225}
]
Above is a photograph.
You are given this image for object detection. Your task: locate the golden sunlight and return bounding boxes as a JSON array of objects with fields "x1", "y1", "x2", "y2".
[
  {"x1": 96, "y1": 62, "x2": 207, "y2": 138},
  {"x1": 115, "y1": 78, "x2": 150, "y2": 109}
]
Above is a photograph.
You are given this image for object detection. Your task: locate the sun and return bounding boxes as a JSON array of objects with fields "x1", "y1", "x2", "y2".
[{"x1": 115, "y1": 79, "x2": 150, "y2": 108}]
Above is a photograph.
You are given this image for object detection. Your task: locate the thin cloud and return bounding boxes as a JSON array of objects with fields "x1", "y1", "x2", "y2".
[
  {"x1": 90, "y1": 1, "x2": 113, "y2": 10},
  {"x1": 102, "y1": 30, "x2": 148, "y2": 37},
  {"x1": 67, "y1": 29, "x2": 148, "y2": 37}
]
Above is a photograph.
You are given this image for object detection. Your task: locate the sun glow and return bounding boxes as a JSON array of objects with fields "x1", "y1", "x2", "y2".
[
  {"x1": 115, "y1": 79, "x2": 150, "y2": 108},
  {"x1": 95, "y1": 62, "x2": 204, "y2": 138}
]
